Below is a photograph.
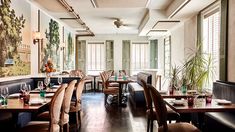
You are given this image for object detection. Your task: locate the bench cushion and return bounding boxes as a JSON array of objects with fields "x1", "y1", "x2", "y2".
[{"x1": 205, "y1": 112, "x2": 235, "y2": 131}]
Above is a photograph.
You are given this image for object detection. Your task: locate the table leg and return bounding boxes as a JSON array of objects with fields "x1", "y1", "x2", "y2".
[
  {"x1": 119, "y1": 83, "x2": 122, "y2": 105},
  {"x1": 93, "y1": 77, "x2": 96, "y2": 92}
]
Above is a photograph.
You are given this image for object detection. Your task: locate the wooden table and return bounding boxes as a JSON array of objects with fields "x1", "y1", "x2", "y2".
[
  {"x1": 88, "y1": 74, "x2": 100, "y2": 92},
  {"x1": 164, "y1": 98, "x2": 235, "y2": 129},
  {"x1": 164, "y1": 98, "x2": 235, "y2": 113},
  {"x1": 108, "y1": 76, "x2": 133, "y2": 106},
  {"x1": 0, "y1": 94, "x2": 51, "y2": 112},
  {"x1": 160, "y1": 90, "x2": 205, "y2": 99}
]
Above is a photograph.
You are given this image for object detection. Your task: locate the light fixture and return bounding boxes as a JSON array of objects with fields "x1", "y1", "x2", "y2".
[{"x1": 33, "y1": 31, "x2": 42, "y2": 44}]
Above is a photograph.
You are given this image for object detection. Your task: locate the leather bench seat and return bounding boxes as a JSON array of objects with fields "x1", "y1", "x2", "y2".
[
  {"x1": 205, "y1": 112, "x2": 235, "y2": 131},
  {"x1": 204, "y1": 81, "x2": 235, "y2": 132},
  {"x1": 128, "y1": 72, "x2": 152, "y2": 109}
]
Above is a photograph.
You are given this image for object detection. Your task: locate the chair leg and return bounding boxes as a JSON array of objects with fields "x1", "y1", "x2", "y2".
[
  {"x1": 76, "y1": 112, "x2": 79, "y2": 130},
  {"x1": 150, "y1": 119, "x2": 153, "y2": 132},
  {"x1": 104, "y1": 94, "x2": 107, "y2": 105},
  {"x1": 66, "y1": 123, "x2": 69, "y2": 132},
  {"x1": 147, "y1": 118, "x2": 150, "y2": 132}
]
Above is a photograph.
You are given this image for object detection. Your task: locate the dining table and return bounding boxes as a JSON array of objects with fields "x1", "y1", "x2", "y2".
[
  {"x1": 160, "y1": 90, "x2": 206, "y2": 99},
  {"x1": 164, "y1": 98, "x2": 235, "y2": 129},
  {"x1": 108, "y1": 76, "x2": 133, "y2": 106}
]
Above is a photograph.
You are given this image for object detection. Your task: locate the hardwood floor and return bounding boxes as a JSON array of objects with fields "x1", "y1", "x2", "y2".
[{"x1": 70, "y1": 92, "x2": 153, "y2": 132}]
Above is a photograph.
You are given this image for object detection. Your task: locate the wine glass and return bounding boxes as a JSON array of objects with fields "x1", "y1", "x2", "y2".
[
  {"x1": 58, "y1": 77, "x2": 63, "y2": 85},
  {"x1": 37, "y1": 81, "x2": 44, "y2": 90},
  {"x1": 20, "y1": 83, "x2": 27, "y2": 93},
  {"x1": 44, "y1": 77, "x2": 50, "y2": 89},
  {"x1": 25, "y1": 85, "x2": 31, "y2": 95},
  {"x1": 1, "y1": 87, "x2": 9, "y2": 106}
]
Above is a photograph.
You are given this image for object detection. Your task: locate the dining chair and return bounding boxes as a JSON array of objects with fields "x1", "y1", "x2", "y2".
[
  {"x1": 60, "y1": 80, "x2": 77, "y2": 132},
  {"x1": 36, "y1": 80, "x2": 77, "y2": 132},
  {"x1": 140, "y1": 79, "x2": 180, "y2": 132},
  {"x1": 148, "y1": 84, "x2": 200, "y2": 132},
  {"x1": 69, "y1": 70, "x2": 92, "y2": 92},
  {"x1": 69, "y1": 78, "x2": 85, "y2": 130},
  {"x1": 104, "y1": 70, "x2": 119, "y2": 87},
  {"x1": 119, "y1": 70, "x2": 128, "y2": 91},
  {"x1": 18, "y1": 84, "x2": 67, "y2": 132},
  {"x1": 100, "y1": 72, "x2": 119, "y2": 105}
]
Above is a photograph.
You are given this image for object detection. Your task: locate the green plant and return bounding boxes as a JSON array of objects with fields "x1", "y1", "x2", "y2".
[
  {"x1": 182, "y1": 44, "x2": 214, "y2": 92},
  {"x1": 170, "y1": 65, "x2": 181, "y2": 89}
]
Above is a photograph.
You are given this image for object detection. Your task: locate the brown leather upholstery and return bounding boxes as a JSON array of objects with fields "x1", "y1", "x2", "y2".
[
  {"x1": 19, "y1": 84, "x2": 67, "y2": 132},
  {"x1": 100, "y1": 72, "x2": 119, "y2": 105},
  {"x1": 148, "y1": 84, "x2": 200, "y2": 132}
]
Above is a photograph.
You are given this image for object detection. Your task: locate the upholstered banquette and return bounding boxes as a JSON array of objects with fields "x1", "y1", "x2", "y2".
[
  {"x1": 204, "y1": 81, "x2": 235, "y2": 132},
  {"x1": 0, "y1": 77, "x2": 80, "y2": 128},
  {"x1": 128, "y1": 72, "x2": 152, "y2": 109}
]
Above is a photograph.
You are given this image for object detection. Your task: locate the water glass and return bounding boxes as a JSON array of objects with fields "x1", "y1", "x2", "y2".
[
  {"x1": 58, "y1": 77, "x2": 63, "y2": 85},
  {"x1": 1, "y1": 87, "x2": 9, "y2": 106},
  {"x1": 206, "y1": 94, "x2": 213, "y2": 103},
  {"x1": 181, "y1": 85, "x2": 187, "y2": 94},
  {"x1": 44, "y1": 77, "x2": 50, "y2": 88},
  {"x1": 37, "y1": 81, "x2": 44, "y2": 90},
  {"x1": 187, "y1": 96, "x2": 194, "y2": 106}
]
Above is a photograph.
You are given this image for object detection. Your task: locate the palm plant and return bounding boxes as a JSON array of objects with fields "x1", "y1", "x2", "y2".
[{"x1": 182, "y1": 44, "x2": 214, "y2": 92}]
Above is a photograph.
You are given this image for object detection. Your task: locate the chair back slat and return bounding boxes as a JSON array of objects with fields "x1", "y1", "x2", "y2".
[
  {"x1": 140, "y1": 79, "x2": 152, "y2": 109},
  {"x1": 148, "y1": 84, "x2": 168, "y2": 131},
  {"x1": 75, "y1": 79, "x2": 85, "y2": 109}
]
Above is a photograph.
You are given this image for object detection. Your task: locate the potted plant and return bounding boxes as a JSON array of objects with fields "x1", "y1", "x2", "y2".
[{"x1": 182, "y1": 44, "x2": 214, "y2": 92}]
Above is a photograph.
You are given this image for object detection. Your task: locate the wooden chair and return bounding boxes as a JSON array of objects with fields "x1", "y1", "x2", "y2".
[
  {"x1": 60, "y1": 80, "x2": 77, "y2": 132},
  {"x1": 69, "y1": 70, "x2": 92, "y2": 92},
  {"x1": 36, "y1": 80, "x2": 77, "y2": 132},
  {"x1": 18, "y1": 84, "x2": 67, "y2": 132},
  {"x1": 69, "y1": 78, "x2": 85, "y2": 129},
  {"x1": 140, "y1": 79, "x2": 180, "y2": 132},
  {"x1": 148, "y1": 84, "x2": 200, "y2": 132},
  {"x1": 100, "y1": 72, "x2": 119, "y2": 105}
]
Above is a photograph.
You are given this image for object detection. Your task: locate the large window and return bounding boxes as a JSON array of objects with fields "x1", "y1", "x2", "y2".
[
  {"x1": 202, "y1": 4, "x2": 220, "y2": 89},
  {"x1": 164, "y1": 36, "x2": 171, "y2": 77},
  {"x1": 131, "y1": 42, "x2": 149, "y2": 74},
  {"x1": 87, "y1": 42, "x2": 105, "y2": 72}
]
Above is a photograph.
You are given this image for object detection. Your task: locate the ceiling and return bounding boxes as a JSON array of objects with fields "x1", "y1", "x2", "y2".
[{"x1": 29, "y1": 0, "x2": 216, "y2": 36}]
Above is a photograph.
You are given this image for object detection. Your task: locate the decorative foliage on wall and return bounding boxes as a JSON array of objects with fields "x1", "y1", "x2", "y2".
[
  {"x1": 64, "y1": 32, "x2": 74, "y2": 70},
  {"x1": 41, "y1": 19, "x2": 60, "y2": 72},
  {"x1": 0, "y1": 0, "x2": 30, "y2": 77}
]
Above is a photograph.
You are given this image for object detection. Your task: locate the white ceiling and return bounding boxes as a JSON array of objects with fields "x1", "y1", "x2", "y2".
[{"x1": 30, "y1": 0, "x2": 216, "y2": 36}]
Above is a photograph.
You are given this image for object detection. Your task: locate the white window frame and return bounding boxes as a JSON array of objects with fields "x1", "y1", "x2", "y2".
[
  {"x1": 201, "y1": 1, "x2": 221, "y2": 89},
  {"x1": 130, "y1": 41, "x2": 150, "y2": 75},
  {"x1": 86, "y1": 41, "x2": 106, "y2": 74}
]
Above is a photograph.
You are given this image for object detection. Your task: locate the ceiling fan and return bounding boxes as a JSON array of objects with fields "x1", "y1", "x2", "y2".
[{"x1": 113, "y1": 18, "x2": 131, "y2": 28}]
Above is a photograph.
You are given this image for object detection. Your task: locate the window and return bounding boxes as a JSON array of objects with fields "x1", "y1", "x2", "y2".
[
  {"x1": 202, "y1": 5, "x2": 220, "y2": 89},
  {"x1": 87, "y1": 42, "x2": 105, "y2": 72},
  {"x1": 164, "y1": 36, "x2": 171, "y2": 77},
  {"x1": 131, "y1": 42, "x2": 149, "y2": 75}
]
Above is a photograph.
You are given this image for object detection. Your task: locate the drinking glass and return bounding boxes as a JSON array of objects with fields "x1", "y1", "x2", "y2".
[
  {"x1": 25, "y1": 85, "x2": 31, "y2": 95},
  {"x1": 37, "y1": 81, "x2": 44, "y2": 90},
  {"x1": 1, "y1": 87, "x2": 9, "y2": 106},
  {"x1": 20, "y1": 83, "x2": 27, "y2": 93},
  {"x1": 58, "y1": 77, "x2": 63, "y2": 85},
  {"x1": 44, "y1": 77, "x2": 50, "y2": 88}
]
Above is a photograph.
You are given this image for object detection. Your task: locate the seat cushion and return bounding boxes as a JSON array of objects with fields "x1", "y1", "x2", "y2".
[
  {"x1": 158, "y1": 123, "x2": 200, "y2": 132},
  {"x1": 103, "y1": 87, "x2": 119, "y2": 94},
  {"x1": 36, "y1": 111, "x2": 50, "y2": 121},
  {"x1": 205, "y1": 112, "x2": 235, "y2": 130},
  {"x1": 18, "y1": 121, "x2": 49, "y2": 132},
  {"x1": 0, "y1": 112, "x2": 12, "y2": 122}
]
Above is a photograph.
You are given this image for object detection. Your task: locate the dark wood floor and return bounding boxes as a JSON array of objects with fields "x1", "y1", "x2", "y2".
[{"x1": 70, "y1": 92, "x2": 153, "y2": 132}]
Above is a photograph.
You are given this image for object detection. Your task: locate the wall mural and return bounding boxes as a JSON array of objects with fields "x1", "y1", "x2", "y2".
[
  {"x1": 0, "y1": 0, "x2": 31, "y2": 77},
  {"x1": 40, "y1": 19, "x2": 60, "y2": 72},
  {"x1": 64, "y1": 30, "x2": 74, "y2": 70},
  {"x1": 39, "y1": 9, "x2": 61, "y2": 73}
]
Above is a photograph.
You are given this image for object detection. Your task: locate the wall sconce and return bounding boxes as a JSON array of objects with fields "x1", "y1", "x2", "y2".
[{"x1": 33, "y1": 31, "x2": 42, "y2": 44}]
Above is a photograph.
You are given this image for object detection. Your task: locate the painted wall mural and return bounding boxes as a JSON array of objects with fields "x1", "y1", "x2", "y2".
[
  {"x1": 39, "y1": 10, "x2": 61, "y2": 73},
  {"x1": 0, "y1": 0, "x2": 31, "y2": 77},
  {"x1": 64, "y1": 28, "x2": 75, "y2": 70}
]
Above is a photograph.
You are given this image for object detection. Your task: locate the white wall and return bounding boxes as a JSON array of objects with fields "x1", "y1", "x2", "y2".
[{"x1": 79, "y1": 34, "x2": 149, "y2": 71}]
